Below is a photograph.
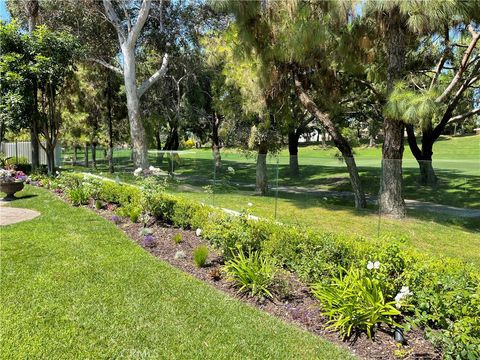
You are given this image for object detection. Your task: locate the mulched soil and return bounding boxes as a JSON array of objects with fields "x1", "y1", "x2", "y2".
[{"x1": 45, "y1": 187, "x2": 441, "y2": 360}]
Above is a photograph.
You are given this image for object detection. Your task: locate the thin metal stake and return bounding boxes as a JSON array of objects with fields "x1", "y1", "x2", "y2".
[
  {"x1": 274, "y1": 157, "x2": 279, "y2": 220},
  {"x1": 212, "y1": 157, "x2": 216, "y2": 207}
]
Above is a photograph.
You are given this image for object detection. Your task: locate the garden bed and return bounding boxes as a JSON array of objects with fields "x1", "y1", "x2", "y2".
[
  {"x1": 80, "y1": 197, "x2": 438, "y2": 359},
  {"x1": 31, "y1": 172, "x2": 480, "y2": 360}
]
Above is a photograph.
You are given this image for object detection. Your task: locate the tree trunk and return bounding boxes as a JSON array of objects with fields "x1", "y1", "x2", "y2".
[
  {"x1": 91, "y1": 143, "x2": 97, "y2": 169},
  {"x1": 30, "y1": 122, "x2": 40, "y2": 171},
  {"x1": 379, "y1": 6, "x2": 407, "y2": 218},
  {"x1": 344, "y1": 156, "x2": 366, "y2": 209},
  {"x1": 123, "y1": 46, "x2": 148, "y2": 169},
  {"x1": 84, "y1": 143, "x2": 89, "y2": 168},
  {"x1": 211, "y1": 113, "x2": 222, "y2": 169},
  {"x1": 26, "y1": 0, "x2": 40, "y2": 171},
  {"x1": 171, "y1": 127, "x2": 179, "y2": 150},
  {"x1": 212, "y1": 143, "x2": 221, "y2": 169},
  {"x1": 73, "y1": 146, "x2": 77, "y2": 166},
  {"x1": 155, "y1": 130, "x2": 162, "y2": 150},
  {"x1": 106, "y1": 73, "x2": 115, "y2": 173},
  {"x1": 380, "y1": 120, "x2": 405, "y2": 218},
  {"x1": 256, "y1": 143, "x2": 268, "y2": 195},
  {"x1": 294, "y1": 76, "x2": 367, "y2": 209},
  {"x1": 46, "y1": 144, "x2": 55, "y2": 175},
  {"x1": 288, "y1": 129, "x2": 300, "y2": 176},
  {"x1": 406, "y1": 124, "x2": 437, "y2": 186}
]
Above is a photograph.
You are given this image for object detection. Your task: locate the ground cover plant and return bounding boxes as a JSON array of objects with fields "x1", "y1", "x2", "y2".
[
  {"x1": 0, "y1": 186, "x2": 354, "y2": 360},
  {"x1": 28, "y1": 172, "x2": 480, "y2": 359}
]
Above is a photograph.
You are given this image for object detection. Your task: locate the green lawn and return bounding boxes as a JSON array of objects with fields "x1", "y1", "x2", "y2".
[
  {"x1": 0, "y1": 186, "x2": 354, "y2": 359},
  {"x1": 64, "y1": 134, "x2": 480, "y2": 209},
  {"x1": 60, "y1": 135, "x2": 480, "y2": 265}
]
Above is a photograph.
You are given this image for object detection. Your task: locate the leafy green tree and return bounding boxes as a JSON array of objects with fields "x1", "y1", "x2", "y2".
[
  {"x1": 387, "y1": 23, "x2": 479, "y2": 185},
  {"x1": 32, "y1": 25, "x2": 79, "y2": 174},
  {"x1": 0, "y1": 21, "x2": 35, "y2": 140},
  {"x1": 361, "y1": 0, "x2": 479, "y2": 215}
]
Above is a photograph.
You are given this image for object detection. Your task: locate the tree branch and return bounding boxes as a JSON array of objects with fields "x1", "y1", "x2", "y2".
[
  {"x1": 353, "y1": 78, "x2": 385, "y2": 103},
  {"x1": 436, "y1": 25, "x2": 479, "y2": 102},
  {"x1": 406, "y1": 124, "x2": 422, "y2": 160},
  {"x1": 127, "y1": 0, "x2": 151, "y2": 49},
  {"x1": 102, "y1": 0, "x2": 126, "y2": 43},
  {"x1": 448, "y1": 108, "x2": 480, "y2": 124},
  {"x1": 89, "y1": 58, "x2": 123, "y2": 75},
  {"x1": 430, "y1": 25, "x2": 449, "y2": 89},
  {"x1": 137, "y1": 53, "x2": 169, "y2": 98}
]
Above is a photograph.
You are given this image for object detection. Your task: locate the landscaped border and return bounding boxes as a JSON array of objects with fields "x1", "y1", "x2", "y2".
[{"x1": 30, "y1": 173, "x2": 480, "y2": 360}]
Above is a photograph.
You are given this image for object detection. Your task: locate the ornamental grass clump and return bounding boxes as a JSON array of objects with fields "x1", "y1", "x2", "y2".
[
  {"x1": 172, "y1": 233, "x2": 183, "y2": 244},
  {"x1": 312, "y1": 265, "x2": 402, "y2": 339},
  {"x1": 193, "y1": 245, "x2": 209, "y2": 267},
  {"x1": 224, "y1": 249, "x2": 277, "y2": 299}
]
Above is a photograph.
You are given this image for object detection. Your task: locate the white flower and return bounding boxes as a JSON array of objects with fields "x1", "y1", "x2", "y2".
[
  {"x1": 247, "y1": 202, "x2": 253, "y2": 207},
  {"x1": 196, "y1": 228, "x2": 202, "y2": 237},
  {"x1": 227, "y1": 166, "x2": 235, "y2": 174},
  {"x1": 395, "y1": 286, "x2": 413, "y2": 309},
  {"x1": 373, "y1": 261, "x2": 380, "y2": 269},
  {"x1": 400, "y1": 286, "x2": 412, "y2": 295},
  {"x1": 367, "y1": 261, "x2": 374, "y2": 270},
  {"x1": 55, "y1": 171, "x2": 60, "y2": 175},
  {"x1": 367, "y1": 261, "x2": 380, "y2": 270},
  {"x1": 149, "y1": 165, "x2": 155, "y2": 171},
  {"x1": 133, "y1": 167, "x2": 143, "y2": 177}
]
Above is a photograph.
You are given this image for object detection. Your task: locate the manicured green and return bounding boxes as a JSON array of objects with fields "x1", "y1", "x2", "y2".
[{"x1": 0, "y1": 186, "x2": 354, "y2": 359}]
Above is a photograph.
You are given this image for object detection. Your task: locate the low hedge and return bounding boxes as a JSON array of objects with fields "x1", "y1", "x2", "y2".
[{"x1": 38, "y1": 172, "x2": 480, "y2": 359}]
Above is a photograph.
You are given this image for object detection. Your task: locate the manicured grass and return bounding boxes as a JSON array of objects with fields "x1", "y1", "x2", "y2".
[
  {"x1": 63, "y1": 135, "x2": 480, "y2": 209},
  {"x1": 0, "y1": 186, "x2": 354, "y2": 359}
]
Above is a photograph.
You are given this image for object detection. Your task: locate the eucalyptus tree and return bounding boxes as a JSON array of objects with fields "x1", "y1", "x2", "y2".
[{"x1": 102, "y1": 0, "x2": 169, "y2": 169}]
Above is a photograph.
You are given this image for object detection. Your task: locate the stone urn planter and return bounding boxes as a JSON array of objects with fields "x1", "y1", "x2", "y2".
[{"x1": 0, "y1": 182, "x2": 24, "y2": 200}]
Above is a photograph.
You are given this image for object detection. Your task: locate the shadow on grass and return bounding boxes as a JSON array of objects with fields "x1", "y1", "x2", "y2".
[{"x1": 66, "y1": 154, "x2": 479, "y2": 232}]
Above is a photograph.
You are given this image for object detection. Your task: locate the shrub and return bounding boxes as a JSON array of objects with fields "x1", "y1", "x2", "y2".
[
  {"x1": 270, "y1": 269, "x2": 295, "y2": 300},
  {"x1": 172, "y1": 233, "x2": 183, "y2": 244},
  {"x1": 193, "y1": 245, "x2": 209, "y2": 267},
  {"x1": 171, "y1": 199, "x2": 204, "y2": 229},
  {"x1": 95, "y1": 199, "x2": 103, "y2": 209},
  {"x1": 224, "y1": 249, "x2": 277, "y2": 299},
  {"x1": 142, "y1": 190, "x2": 176, "y2": 221},
  {"x1": 312, "y1": 266, "x2": 401, "y2": 339},
  {"x1": 117, "y1": 203, "x2": 142, "y2": 223},
  {"x1": 403, "y1": 258, "x2": 480, "y2": 359},
  {"x1": 203, "y1": 215, "x2": 264, "y2": 260}
]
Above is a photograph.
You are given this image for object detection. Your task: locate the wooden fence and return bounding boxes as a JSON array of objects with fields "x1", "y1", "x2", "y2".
[{"x1": 0, "y1": 141, "x2": 62, "y2": 166}]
